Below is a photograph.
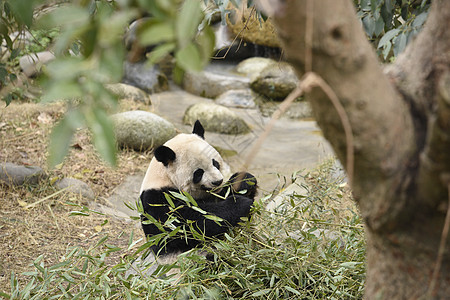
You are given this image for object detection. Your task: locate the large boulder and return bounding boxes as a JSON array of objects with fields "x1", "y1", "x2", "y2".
[
  {"x1": 123, "y1": 61, "x2": 169, "y2": 94},
  {"x1": 183, "y1": 102, "x2": 250, "y2": 134},
  {"x1": 105, "y1": 83, "x2": 151, "y2": 104},
  {"x1": 183, "y1": 70, "x2": 249, "y2": 99},
  {"x1": 111, "y1": 111, "x2": 176, "y2": 151},
  {"x1": 0, "y1": 163, "x2": 47, "y2": 186},
  {"x1": 250, "y1": 62, "x2": 299, "y2": 100}
]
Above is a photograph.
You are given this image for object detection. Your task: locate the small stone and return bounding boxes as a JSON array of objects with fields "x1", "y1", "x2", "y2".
[
  {"x1": 215, "y1": 89, "x2": 257, "y2": 108},
  {"x1": 55, "y1": 177, "x2": 95, "y2": 200},
  {"x1": 0, "y1": 162, "x2": 47, "y2": 186}
]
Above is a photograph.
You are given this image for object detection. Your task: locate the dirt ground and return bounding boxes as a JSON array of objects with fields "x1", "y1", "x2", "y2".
[{"x1": 0, "y1": 100, "x2": 151, "y2": 294}]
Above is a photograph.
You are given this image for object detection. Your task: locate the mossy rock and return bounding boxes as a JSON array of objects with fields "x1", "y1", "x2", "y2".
[{"x1": 183, "y1": 102, "x2": 250, "y2": 135}]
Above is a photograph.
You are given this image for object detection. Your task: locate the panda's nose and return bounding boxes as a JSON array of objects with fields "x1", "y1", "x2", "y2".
[{"x1": 212, "y1": 179, "x2": 223, "y2": 186}]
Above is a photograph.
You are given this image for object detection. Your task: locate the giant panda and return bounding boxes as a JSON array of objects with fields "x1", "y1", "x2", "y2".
[{"x1": 139, "y1": 120, "x2": 257, "y2": 257}]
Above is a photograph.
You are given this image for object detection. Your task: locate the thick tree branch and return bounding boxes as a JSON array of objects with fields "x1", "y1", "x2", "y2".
[
  {"x1": 269, "y1": 0, "x2": 415, "y2": 230},
  {"x1": 386, "y1": 0, "x2": 450, "y2": 209}
]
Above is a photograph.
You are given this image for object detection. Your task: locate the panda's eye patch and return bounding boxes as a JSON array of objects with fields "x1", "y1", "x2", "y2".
[
  {"x1": 212, "y1": 159, "x2": 220, "y2": 170},
  {"x1": 193, "y1": 169, "x2": 204, "y2": 184}
]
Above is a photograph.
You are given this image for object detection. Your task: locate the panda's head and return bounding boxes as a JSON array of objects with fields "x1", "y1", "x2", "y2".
[{"x1": 147, "y1": 120, "x2": 226, "y2": 198}]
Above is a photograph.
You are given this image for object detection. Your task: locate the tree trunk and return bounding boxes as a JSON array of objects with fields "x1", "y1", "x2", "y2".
[{"x1": 267, "y1": 0, "x2": 450, "y2": 298}]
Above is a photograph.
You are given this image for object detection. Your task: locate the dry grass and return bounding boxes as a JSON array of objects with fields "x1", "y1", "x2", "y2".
[{"x1": 0, "y1": 100, "x2": 151, "y2": 294}]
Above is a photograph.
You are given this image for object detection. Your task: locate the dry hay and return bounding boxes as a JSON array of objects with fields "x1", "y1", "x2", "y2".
[{"x1": 0, "y1": 100, "x2": 150, "y2": 293}]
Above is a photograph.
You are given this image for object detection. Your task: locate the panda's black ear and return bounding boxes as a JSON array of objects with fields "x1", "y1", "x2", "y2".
[
  {"x1": 192, "y1": 120, "x2": 205, "y2": 139},
  {"x1": 154, "y1": 146, "x2": 176, "y2": 166}
]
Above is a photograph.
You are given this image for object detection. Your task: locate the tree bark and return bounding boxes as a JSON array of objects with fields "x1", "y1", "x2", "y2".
[{"x1": 268, "y1": 0, "x2": 450, "y2": 298}]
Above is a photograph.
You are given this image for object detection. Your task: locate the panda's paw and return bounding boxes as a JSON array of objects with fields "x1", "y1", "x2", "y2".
[{"x1": 228, "y1": 172, "x2": 257, "y2": 199}]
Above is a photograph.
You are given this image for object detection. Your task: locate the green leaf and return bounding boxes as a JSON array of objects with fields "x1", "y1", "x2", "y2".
[
  {"x1": 340, "y1": 262, "x2": 362, "y2": 269},
  {"x1": 191, "y1": 206, "x2": 207, "y2": 215},
  {"x1": 360, "y1": 0, "x2": 371, "y2": 11},
  {"x1": 382, "y1": 41, "x2": 392, "y2": 59},
  {"x1": 99, "y1": 47, "x2": 125, "y2": 83},
  {"x1": 175, "y1": 43, "x2": 203, "y2": 71},
  {"x1": 42, "y1": 81, "x2": 84, "y2": 103},
  {"x1": 183, "y1": 191, "x2": 198, "y2": 207},
  {"x1": 284, "y1": 285, "x2": 301, "y2": 295},
  {"x1": 164, "y1": 193, "x2": 176, "y2": 208},
  {"x1": 176, "y1": 0, "x2": 202, "y2": 48},
  {"x1": 45, "y1": 57, "x2": 85, "y2": 81},
  {"x1": 251, "y1": 289, "x2": 271, "y2": 297},
  {"x1": 412, "y1": 12, "x2": 428, "y2": 29},
  {"x1": 362, "y1": 15, "x2": 375, "y2": 36},
  {"x1": 138, "y1": 20, "x2": 175, "y2": 46},
  {"x1": 42, "y1": 5, "x2": 90, "y2": 29},
  {"x1": 377, "y1": 28, "x2": 399, "y2": 48},
  {"x1": 197, "y1": 25, "x2": 215, "y2": 64},
  {"x1": 69, "y1": 211, "x2": 90, "y2": 216},
  {"x1": 374, "y1": 16, "x2": 384, "y2": 36},
  {"x1": 88, "y1": 109, "x2": 117, "y2": 166},
  {"x1": 148, "y1": 42, "x2": 176, "y2": 64},
  {"x1": 8, "y1": 0, "x2": 34, "y2": 28},
  {"x1": 48, "y1": 110, "x2": 84, "y2": 168},
  {"x1": 393, "y1": 32, "x2": 407, "y2": 56},
  {"x1": 204, "y1": 214, "x2": 224, "y2": 223}
]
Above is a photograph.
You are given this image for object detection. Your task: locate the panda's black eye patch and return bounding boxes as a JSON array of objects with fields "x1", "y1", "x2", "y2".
[
  {"x1": 193, "y1": 169, "x2": 204, "y2": 184},
  {"x1": 212, "y1": 159, "x2": 220, "y2": 170}
]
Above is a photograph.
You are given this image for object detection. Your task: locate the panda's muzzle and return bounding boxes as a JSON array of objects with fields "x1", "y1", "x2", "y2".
[
  {"x1": 212, "y1": 179, "x2": 223, "y2": 186},
  {"x1": 201, "y1": 179, "x2": 223, "y2": 192}
]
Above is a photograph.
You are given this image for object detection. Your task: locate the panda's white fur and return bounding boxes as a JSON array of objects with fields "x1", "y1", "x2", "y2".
[
  {"x1": 140, "y1": 132, "x2": 227, "y2": 198},
  {"x1": 139, "y1": 120, "x2": 257, "y2": 257}
]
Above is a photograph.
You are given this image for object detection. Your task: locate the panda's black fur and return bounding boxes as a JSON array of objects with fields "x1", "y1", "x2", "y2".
[{"x1": 140, "y1": 121, "x2": 257, "y2": 256}]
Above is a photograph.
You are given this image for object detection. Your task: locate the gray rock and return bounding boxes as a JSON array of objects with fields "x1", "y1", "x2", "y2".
[
  {"x1": 105, "y1": 83, "x2": 151, "y2": 104},
  {"x1": 55, "y1": 177, "x2": 95, "y2": 200},
  {"x1": 258, "y1": 100, "x2": 313, "y2": 120},
  {"x1": 183, "y1": 102, "x2": 250, "y2": 134},
  {"x1": 19, "y1": 51, "x2": 56, "y2": 77},
  {"x1": 0, "y1": 162, "x2": 47, "y2": 186},
  {"x1": 215, "y1": 89, "x2": 257, "y2": 109},
  {"x1": 111, "y1": 110, "x2": 177, "y2": 151},
  {"x1": 106, "y1": 174, "x2": 142, "y2": 217},
  {"x1": 286, "y1": 102, "x2": 313, "y2": 119},
  {"x1": 183, "y1": 70, "x2": 249, "y2": 99},
  {"x1": 123, "y1": 61, "x2": 169, "y2": 94},
  {"x1": 250, "y1": 62, "x2": 299, "y2": 100},
  {"x1": 236, "y1": 57, "x2": 277, "y2": 80}
]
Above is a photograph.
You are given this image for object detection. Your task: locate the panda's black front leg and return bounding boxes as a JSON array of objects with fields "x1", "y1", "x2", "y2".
[{"x1": 227, "y1": 172, "x2": 257, "y2": 199}]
